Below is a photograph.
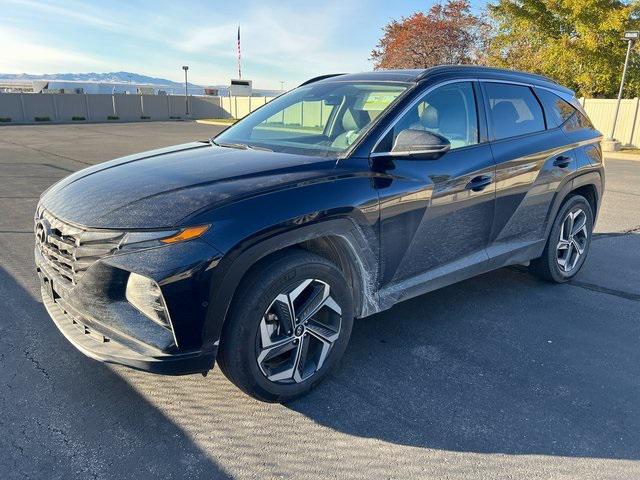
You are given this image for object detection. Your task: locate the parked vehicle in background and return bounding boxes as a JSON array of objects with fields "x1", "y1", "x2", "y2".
[{"x1": 35, "y1": 66, "x2": 604, "y2": 402}]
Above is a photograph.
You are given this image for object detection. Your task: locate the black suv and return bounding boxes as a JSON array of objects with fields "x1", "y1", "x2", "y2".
[{"x1": 35, "y1": 66, "x2": 604, "y2": 402}]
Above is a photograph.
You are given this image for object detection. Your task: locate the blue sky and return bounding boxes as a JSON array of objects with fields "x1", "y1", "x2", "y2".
[{"x1": 0, "y1": 0, "x2": 488, "y2": 89}]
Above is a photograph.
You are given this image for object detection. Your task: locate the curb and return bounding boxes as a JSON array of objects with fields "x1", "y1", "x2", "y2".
[
  {"x1": 604, "y1": 152, "x2": 640, "y2": 161},
  {"x1": 196, "y1": 119, "x2": 237, "y2": 126}
]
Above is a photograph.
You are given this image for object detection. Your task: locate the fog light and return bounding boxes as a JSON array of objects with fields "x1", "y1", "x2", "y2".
[{"x1": 126, "y1": 273, "x2": 172, "y2": 330}]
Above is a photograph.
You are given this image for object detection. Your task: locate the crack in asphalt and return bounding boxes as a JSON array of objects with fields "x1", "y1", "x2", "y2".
[
  {"x1": 23, "y1": 348, "x2": 50, "y2": 380},
  {"x1": 567, "y1": 281, "x2": 640, "y2": 302},
  {"x1": 604, "y1": 188, "x2": 640, "y2": 197},
  {"x1": 592, "y1": 225, "x2": 640, "y2": 241},
  {"x1": 0, "y1": 138, "x2": 93, "y2": 166},
  {"x1": 0, "y1": 161, "x2": 75, "y2": 173}
]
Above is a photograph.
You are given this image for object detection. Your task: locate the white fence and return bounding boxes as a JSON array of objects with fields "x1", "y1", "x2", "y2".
[{"x1": 580, "y1": 98, "x2": 640, "y2": 147}]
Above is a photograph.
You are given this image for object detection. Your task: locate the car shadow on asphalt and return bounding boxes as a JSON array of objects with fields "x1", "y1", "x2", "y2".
[
  {"x1": 0, "y1": 265, "x2": 232, "y2": 480},
  {"x1": 288, "y1": 235, "x2": 640, "y2": 460}
]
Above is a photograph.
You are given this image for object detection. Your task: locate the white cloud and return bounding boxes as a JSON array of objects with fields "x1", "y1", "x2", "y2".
[
  {"x1": 4, "y1": 0, "x2": 122, "y2": 30},
  {"x1": 0, "y1": 26, "x2": 111, "y2": 73},
  {"x1": 0, "y1": 0, "x2": 374, "y2": 89},
  {"x1": 170, "y1": 2, "x2": 370, "y2": 79}
]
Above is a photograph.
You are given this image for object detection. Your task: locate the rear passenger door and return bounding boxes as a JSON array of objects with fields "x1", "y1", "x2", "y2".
[{"x1": 481, "y1": 81, "x2": 579, "y2": 266}]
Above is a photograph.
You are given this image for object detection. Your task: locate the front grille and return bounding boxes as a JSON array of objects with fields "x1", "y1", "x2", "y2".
[{"x1": 35, "y1": 209, "x2": 125, "y2": 285}]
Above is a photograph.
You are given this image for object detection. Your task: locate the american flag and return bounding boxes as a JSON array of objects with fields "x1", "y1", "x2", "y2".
[{"x1": 237, "y1": 25, "x2": 241, "y2": 79}]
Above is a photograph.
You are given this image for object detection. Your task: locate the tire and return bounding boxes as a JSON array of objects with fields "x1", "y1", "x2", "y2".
[
  {"x1": 217, "y1": 249, "x2": 354, "y2": 403},
  {"x1": 529, "y1": 194, "x2": 594, "y2": 283}
]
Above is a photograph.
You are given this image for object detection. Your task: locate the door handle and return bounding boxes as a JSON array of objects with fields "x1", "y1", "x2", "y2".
[
  {"x1": 465, "y1": 175, "x2": 493, "y2": 192},
  {"x1": 553, "y1": 155, "x2": 571, "y2": 168}
]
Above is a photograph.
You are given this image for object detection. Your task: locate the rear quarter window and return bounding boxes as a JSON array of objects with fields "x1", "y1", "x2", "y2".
[
  {"x1": 536, "y1": 88, "x2": 576, "y2": 128},
  {"x1": 535, "y1": 88, "x2": 583, "y2": 129},
  {"x1": 564, "y1": 110, "x2": 594, "y2": 132}
]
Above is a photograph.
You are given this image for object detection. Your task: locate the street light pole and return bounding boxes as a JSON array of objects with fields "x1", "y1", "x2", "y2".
[
  {"x1": 182, "y1": 65, "x2": 189, "y2": 116},
  {"x1": 609, "y1": 37, "x2": 635, "y2": 140}
]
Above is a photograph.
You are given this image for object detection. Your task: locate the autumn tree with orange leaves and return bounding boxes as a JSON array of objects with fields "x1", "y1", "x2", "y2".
[{"x1": 371, "y1": 0, "x2": 487, "y2": 70}]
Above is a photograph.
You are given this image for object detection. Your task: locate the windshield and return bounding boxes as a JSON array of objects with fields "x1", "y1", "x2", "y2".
[{"x1": 214, "y1": 82, "x2": 409, "y2": 157}]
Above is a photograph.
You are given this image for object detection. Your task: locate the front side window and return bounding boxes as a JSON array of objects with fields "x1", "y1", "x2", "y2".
[
  {"x1": 375, "y1": 81, "x2": 479, "y2": 152},
  {"x1": 484, "y1": 83, "x2": 545, "y2": 140},
  {"x1": 215, "y1": 82, "x2": 408, "y2": 156}
]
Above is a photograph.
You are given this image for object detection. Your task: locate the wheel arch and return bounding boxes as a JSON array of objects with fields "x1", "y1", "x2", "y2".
[
  {"x1": 543, "y1": 170, "x2": 603, "y2": 243},
  {"x1": 570, "y1": 181, "x2": 599, "y2": 218},
  {"x1": 201, "y1": 218, "x2": 379, "y2": 351}
]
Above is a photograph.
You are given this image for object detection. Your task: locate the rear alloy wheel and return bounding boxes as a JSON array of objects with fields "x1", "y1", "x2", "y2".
[
  {"x1": 529, "y1": 194, "x2": 594, "y2": 283},
  {"x1": 555, "y1": 208, "x2": 589, "y2": 274},
  {"x1": 217, "y1": 250, "x2": 353, "y2": 402}
]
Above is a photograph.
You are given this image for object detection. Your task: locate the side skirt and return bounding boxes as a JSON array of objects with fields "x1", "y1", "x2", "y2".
[{"x1": 373, "y1": 240, "x2": 544, "y2": 315}]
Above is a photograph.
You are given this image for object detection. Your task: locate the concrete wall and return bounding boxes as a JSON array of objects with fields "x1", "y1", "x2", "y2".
[
  {"x1": 55, "y1": 94, "x2": 87, "y2": 121},
  {"x1": 114, "y1": 94, "x2": 143, "y2": 121},
  {"x1": 140, "y1": 95, "x2": 169, "y2": 120},
  {"x1": 221, "y1": 96, "x2": 275, "y2": 119},
  {"x1": 190, "y1": 96, "x2": 228, "y2": 119},
  {"x1": 0, "y1": 93, "x2": 248, "y2": 124},
  {"x1": 87, "y1": 94, "x2": 116, "y2": 120},
  {"x1": 22, "y1": 94, "x2": 56, "y2": 120},
  {"x1": 0, "y1": 93, "x2": 25, "y2": 121}
]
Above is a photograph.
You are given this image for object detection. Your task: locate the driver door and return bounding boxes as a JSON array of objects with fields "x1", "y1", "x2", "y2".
[{"x1": 372, "y1": 81, "x2": 496, "y2": 293}]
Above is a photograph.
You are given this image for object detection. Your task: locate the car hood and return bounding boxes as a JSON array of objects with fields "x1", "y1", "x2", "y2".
[{"x1": 40, "y1": 142, "x2": 338, "y2": 229}]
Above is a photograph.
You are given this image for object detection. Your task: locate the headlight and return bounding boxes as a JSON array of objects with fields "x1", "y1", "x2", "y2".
[
  {"x1": 120, "y1": 225, "x2": 210, "y2": 250},
  {"x1": 126, "y1": 273, "x2": 173, "y2": 331}
]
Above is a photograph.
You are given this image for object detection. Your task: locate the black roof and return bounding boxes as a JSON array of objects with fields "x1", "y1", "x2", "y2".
[{"x1": 309, "y1": 65, "x2": 573, "y2": 95}]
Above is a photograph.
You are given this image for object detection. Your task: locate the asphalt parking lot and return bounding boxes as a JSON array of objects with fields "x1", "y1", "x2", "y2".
[{"x1": 1, "y1": 122, "x2": 639, "y2": 479}]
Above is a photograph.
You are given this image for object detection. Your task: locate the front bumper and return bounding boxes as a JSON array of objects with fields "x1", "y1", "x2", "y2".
[
  {"x1": 34, "y1": 222, "x2": 222, "y2": 375},
  {"x1": 40, "y1": 284, "x2": 216, "y2": 375}
]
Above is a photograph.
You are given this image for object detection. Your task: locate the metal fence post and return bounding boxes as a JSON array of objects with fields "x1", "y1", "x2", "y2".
[{"x1": 630, "y1": 97, "x2": 640, "y2": 146}]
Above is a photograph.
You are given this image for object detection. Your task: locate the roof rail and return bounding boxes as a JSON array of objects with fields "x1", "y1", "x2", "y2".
[
  {"x1": 298, "y1": 73, "x2": 346, "y2": 87},
  {"x1": 414, "y1": 65, "x2": 560, "y2": 86}
]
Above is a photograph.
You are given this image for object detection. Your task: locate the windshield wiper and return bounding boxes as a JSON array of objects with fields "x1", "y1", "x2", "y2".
[
  {"x1": 211, "y1": 139, "x2": 272, "y2": 152},
  {"x1": 212, "y1": 140, "x2": 248, "y2": 150}
]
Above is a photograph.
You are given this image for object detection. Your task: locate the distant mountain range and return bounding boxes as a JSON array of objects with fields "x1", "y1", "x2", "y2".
[
  {"x1": 0, "y1": 71, "x2": 283, "y2": 96},
  {"x1": 0, "y1": 71, "x2": 204, "y2": 89}
]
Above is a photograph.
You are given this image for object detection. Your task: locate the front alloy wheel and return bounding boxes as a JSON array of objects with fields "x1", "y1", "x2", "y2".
[
  {"x1": 217, "y1": 250, "x2": 353, "y2": 402},
  {"x1": 257, "y1": 279, "x2": 342, "y2": 384}
]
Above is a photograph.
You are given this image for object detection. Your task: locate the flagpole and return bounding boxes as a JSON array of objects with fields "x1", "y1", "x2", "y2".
[{"x1": 237, "y1": 25, "x2": 242, "y2": 79}]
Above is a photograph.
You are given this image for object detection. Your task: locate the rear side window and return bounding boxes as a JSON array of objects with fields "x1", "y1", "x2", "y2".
[
  {"x1": 535, "y1": 88, "x2": 577, "y2": 128},
  {"x1": 484, "y1": 83, "x2": 545, "y2": 140}
]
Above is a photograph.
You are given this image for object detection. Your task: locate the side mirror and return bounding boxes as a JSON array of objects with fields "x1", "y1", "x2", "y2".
[{"x1": 390, "y1": 129, "x2": 450, "y2": 159}]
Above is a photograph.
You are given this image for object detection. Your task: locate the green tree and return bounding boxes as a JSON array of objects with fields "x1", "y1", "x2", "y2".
[{"x1": 485, "y1": 0, "x2": 640, "y2": 97}]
